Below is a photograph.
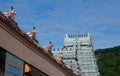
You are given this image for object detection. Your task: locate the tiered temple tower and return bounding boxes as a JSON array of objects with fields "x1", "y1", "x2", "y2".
[{"x1": 52, "y1": 33, "x2": 100, "y2": 76}]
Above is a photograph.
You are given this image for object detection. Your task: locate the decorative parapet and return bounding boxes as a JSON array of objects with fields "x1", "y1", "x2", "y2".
[{"x1": 65, "y1": 33, "x2": 91, "y2": 38}]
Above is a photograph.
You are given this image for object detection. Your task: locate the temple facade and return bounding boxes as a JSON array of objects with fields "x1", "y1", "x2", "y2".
[{"x1": 52, "y1": 33, "x2": 100, "y2": 76}]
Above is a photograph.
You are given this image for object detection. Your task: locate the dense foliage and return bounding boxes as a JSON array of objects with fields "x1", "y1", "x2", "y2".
[{"x1": 94, "y1": 46, "x2": 120, "y2": 76}]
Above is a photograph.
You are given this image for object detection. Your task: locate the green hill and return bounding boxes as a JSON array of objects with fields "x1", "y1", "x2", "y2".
[{"x1": 95, "y1": 46, "x2": 120, "y2": 76}]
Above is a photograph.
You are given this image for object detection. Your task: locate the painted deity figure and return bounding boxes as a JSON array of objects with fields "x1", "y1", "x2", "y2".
[
  {"x1": 4, "y1": 6, "x2": 16, "y2": 20},
  {"x1": 74, "y1": 67, "x2": 80, "y2": 75},
  {"x1": 47, "y1": 41, "x2": 53, "y2": 55},
  {"x1": 9, "y1": 6, "x2": 16, "y2": 20},
  {"x1": 27, "y1": 27, "x2": 38, "y2": 43},
  {"x1": 67, "y1": 61, "x2": 73, "y2": 69},
  {"x1": 56, "y1": 52, "x2": 64, "y2": 64}
]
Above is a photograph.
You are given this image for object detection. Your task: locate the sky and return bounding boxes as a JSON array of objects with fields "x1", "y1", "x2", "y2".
[{"x1": 0, "y1": 0, "x2": 120, "y2": 50}]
